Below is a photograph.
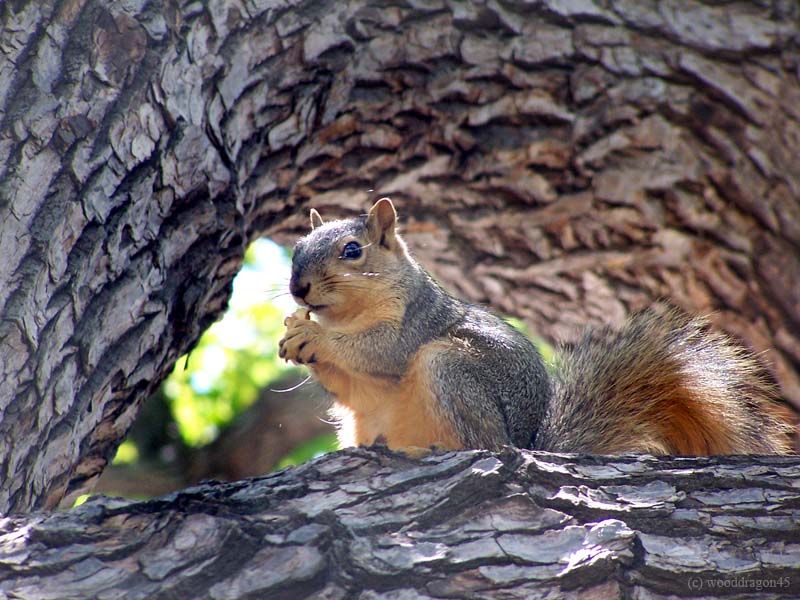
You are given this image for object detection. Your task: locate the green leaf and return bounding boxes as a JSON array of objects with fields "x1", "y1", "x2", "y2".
[{"x1": 276, "y1": 434, "x2": 339, "y2": 470}]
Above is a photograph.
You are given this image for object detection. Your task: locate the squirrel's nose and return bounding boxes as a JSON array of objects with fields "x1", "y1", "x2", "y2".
[{"x1": 290, "y1": 280, "x2": 311, "y2": 300}]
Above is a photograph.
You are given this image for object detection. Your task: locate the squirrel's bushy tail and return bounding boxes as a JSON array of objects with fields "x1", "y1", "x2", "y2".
[{"x1": 535, "y1": 306, "x2": 793, "y2": 455}]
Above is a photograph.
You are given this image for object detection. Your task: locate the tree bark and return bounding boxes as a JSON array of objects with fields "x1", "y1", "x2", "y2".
[
  {"x1": 1, "y1": 0, "x2": 798, "y2": 514},
  {"x1": 1, "y1": 447, "x2": 799, "y2": 599}
]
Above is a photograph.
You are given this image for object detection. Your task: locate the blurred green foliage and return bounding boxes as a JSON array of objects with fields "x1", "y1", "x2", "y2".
[
  {"x1": 164, "y1": 302, "x2": 291, "y2": 446},
  {"x1": 276, "y1": 433, "x2": 340, "y2": 469},
  {"x1": 113, "y1": 439, "x2": 139, "y2": 465},
  {"x1": 162, "y1": 241, "x2": 297, "y2": 447}
]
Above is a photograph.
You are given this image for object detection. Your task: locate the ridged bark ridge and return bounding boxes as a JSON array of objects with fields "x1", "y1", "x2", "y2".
[
  {"x1": 0, "y1": 0, "x2": 798, "y2": 513},
  {"x1": 2, "y1": 448, "x2": 800, "y2": 599}
]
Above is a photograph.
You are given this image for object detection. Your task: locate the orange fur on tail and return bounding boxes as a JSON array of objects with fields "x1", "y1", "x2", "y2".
[{"x1": 536, "y1": 306, "x2": 792, "y2": 455}]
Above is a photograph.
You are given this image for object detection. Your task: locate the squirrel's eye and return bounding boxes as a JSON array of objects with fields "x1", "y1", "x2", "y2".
[{"x1": 341, "y1": 241, "x2": 362, "y2": 260}]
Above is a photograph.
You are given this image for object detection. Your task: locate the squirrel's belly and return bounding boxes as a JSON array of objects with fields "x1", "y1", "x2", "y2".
[{"x1": 330, "y1": 371, "x2": 462, "y2": 450}]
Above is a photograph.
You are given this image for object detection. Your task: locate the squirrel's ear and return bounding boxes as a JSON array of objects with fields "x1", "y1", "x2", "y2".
[
  {"x1": 309, "y1": 208, "x2": 324, "y2": 230},
  {"x1": 367, "y1": 197, "x2": 397, "y2": 249}
]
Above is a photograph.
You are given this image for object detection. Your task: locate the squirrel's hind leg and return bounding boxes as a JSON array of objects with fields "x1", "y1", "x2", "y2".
[{"x1": 415, "y1": 342, "x2": 512, "y2": 451}]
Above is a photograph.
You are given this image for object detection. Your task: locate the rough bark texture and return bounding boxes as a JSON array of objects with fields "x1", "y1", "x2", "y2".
[
  {"x1": 1, "y1": 0, "x2": 798, "y2": 515},
  {"x1": 2, "y1": 447, "x2": 800, "y2": 599}
]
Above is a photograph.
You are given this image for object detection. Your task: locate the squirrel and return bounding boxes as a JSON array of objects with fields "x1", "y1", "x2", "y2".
[{"x1": 278, "y1": 198, "x2": 792, "y2": 455}]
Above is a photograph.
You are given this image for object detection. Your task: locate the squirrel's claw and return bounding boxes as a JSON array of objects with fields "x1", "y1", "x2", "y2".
[{"x1": 279, "y1": 312, "x2": 322, "y2": 365}]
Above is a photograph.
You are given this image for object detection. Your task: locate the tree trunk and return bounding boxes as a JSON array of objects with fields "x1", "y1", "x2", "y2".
[
  {"x1": 1, "y1": 447, "x2": 799, "y2": 599},
  {"x1": 1, "y1": 0, "x2": 798, "y2": 514}
]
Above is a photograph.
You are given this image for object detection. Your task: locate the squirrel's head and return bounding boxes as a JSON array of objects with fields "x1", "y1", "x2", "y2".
[{"x1": 289, "y1": 198, "x2": 410, "y2": 325}]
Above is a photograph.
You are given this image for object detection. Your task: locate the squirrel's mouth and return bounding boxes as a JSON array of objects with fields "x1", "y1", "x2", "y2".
[
  {"x1": 290, "y1": 294, "x2": 328, "y2": 312},
  {"x1": 300, "y1": 301, "x2": 328, "y2": 312}
]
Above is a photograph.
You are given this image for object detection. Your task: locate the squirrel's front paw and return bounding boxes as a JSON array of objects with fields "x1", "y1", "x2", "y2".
[{"x1": 279, "y1": 309, "x2": 324, "y2": 365}]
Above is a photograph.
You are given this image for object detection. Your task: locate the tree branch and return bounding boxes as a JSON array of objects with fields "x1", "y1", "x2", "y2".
[
  {"x1": 2, "y1": 448, "x2": 799, "y2": 598},
  {"x1": 1, "y1": 0, "x2": 798, "y2": 513}
]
